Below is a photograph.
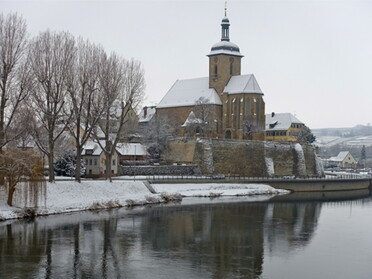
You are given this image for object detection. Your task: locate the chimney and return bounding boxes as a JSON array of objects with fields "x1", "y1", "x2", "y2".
[{"x1": 143, "y1": 106, "x2": 147, "y2": 118}]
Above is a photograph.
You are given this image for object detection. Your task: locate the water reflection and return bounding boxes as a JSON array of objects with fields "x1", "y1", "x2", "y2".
[{"x1": 0, "y1": 190, "x2": 371, "y2": 279}]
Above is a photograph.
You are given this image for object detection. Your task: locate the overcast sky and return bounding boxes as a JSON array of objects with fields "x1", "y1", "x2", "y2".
[{"x1": 2, "y1": 0, "x2": 372, "y2": 129}]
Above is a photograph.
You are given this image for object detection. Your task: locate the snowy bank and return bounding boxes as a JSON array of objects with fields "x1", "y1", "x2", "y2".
[
  {"x1": 0, "y1": 181, "x2": 157, "y2": 220},
  {"x1": 0, "y1": 181, "x2": 289, "y2": 221},
  {"x1": 153, "y1": 183, "x2": 289, "y2": 198}
]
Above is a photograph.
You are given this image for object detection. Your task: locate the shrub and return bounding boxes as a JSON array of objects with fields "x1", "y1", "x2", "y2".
[
  {"x1": 160, "y1": 193, "x2": 183, "y2": 203},
  {"x1": 125, "y1": 199, "x2": 135, "y2": 207},
  {"x1": 209, "y1": 192, "x2": 222, "y2": 198}
]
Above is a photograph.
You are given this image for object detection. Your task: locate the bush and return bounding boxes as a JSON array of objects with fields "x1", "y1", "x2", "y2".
[
  {"x1": 160, "y1": 193, "x2": 183, "y2": 203},
  {"x1": 22, "y1": 208, "x2": 37, "y2": 219}
]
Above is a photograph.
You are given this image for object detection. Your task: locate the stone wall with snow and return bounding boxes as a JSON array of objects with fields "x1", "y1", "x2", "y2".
[{"x1": 166, "y1": 139, "x2": 320, "y2": 177}]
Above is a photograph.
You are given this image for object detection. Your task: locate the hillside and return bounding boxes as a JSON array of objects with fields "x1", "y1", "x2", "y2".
[{"x1": 314, "y1": 125, "x2": 372, "y2": 161}]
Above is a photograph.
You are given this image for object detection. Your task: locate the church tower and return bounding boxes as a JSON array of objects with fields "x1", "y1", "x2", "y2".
[{"x1": 207, "y1": 7, "x2": 243, "y2": 94}]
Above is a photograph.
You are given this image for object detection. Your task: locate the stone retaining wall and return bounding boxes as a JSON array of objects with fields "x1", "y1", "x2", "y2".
[{"x1": 165, "y1": 138, "x2": 320, "y2": 177}]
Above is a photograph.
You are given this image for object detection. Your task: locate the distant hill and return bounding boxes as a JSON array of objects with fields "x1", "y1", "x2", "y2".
[
  {"x1": 314, "y1": 125, "x2": 372, "y2": 160},
  {"x1": 313, "y1": 124, "x2": 372, "y2": 138}
]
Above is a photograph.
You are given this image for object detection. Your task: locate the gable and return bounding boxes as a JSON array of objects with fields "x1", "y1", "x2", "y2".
[{"x1": 224, "y1": 74, "x2": 263, "y2": 95}]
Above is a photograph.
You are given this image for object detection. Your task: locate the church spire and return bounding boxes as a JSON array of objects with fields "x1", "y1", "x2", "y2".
[{"x1": 221, "y1": 2, "x2": 230, "y2": 42}]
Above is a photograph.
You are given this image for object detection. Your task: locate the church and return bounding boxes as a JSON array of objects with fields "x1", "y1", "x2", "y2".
[{"x1": 156, "y1": 9, "x2": 266, "y2": 140}]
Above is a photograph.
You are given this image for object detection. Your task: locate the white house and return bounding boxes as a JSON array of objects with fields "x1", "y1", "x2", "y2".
[
  {"x1": 82, "y1": 141, "x2": 148, "y2": 177},
  {"x1": 328, "y1": 151, "x2": 357, "y2": 168},
  {"x1": 82, "y1": 141, "x2": 119, "y2": 177}
]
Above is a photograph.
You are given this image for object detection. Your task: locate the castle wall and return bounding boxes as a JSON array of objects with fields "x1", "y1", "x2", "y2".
[{"x1": 165, "y1": 139, "x2": 320, "y2": 177}]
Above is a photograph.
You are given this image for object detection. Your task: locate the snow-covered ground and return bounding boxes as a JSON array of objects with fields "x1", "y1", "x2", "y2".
[
  {"x1": 0, "y1": 181, "x2": 289, "y2": 221},
  {"x1": 153, "y1": 183, "x2": 288, "y2": 197},
  {"x1": 0, "y1": 181, "x2": 156, "y2": 220}
]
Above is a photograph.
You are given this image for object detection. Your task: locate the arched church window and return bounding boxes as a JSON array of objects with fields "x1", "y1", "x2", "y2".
[
  {"x1": 229, "y1": 57, "x2": 234, "y2": 75},
  {"x1": 214, "y1": 64, "x2": 218, "y2": 77},
  {"x1": 245, "y1": 98, "x2": 250, "y2": 114}
]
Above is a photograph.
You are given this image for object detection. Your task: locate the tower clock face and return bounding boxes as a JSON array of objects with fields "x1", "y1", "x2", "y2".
[{"x1": 214, "y1": 57, "x2": 218, "y2": 63}]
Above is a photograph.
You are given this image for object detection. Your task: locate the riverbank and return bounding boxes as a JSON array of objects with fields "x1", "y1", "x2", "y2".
[{"x1": 0, "y1": 181, "x2": 287, "y2": 221}]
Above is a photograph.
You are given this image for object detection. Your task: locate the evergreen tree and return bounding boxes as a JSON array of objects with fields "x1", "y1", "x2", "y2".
[
  {"x1": 54, "y1": 150, "x2": 86, "y2": 177},
  {"x1": 361, "y1": 145, "x2": 366, "y2": 161}
]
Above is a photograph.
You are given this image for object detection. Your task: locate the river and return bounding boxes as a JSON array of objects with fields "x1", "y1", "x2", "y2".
[{"x1": 1, "y1": 189, "x2": 372, "y2": 279}]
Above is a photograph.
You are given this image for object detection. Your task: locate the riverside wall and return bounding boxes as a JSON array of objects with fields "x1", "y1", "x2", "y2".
[{"x1": 165, "y1": 139, "x2": 320, "y2": 177}]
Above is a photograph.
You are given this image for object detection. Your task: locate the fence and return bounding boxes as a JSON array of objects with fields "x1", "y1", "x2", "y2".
[{"x1": 145, "y1": 173, "x2": 372, "y2": 183}]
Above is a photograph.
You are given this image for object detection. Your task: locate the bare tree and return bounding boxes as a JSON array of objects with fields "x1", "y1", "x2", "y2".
[
  {"x1": 66, "y1": 39, "x2": 104, "y2": 182},
  {"x1": 0, "y1": 13, "x2": 30, "y2": 149},
  {"x1": 0, "y1": 147, "x2": 44, "y2": 206},
  {"x1": 243, "y1": 115, "x2": 259, "y2": 140},
  {"x1": 184, "y1": 97, "x2": 216, "y2": 137},
  {"x1": 143, "y1": 114, "x2": 176, "y2": 162},
  {"x1": 28, "y1": 30, "x2": 75, "y2": 182},
  {"x1": 93, "y1": 56, "x2": 145, "y2": 181}
]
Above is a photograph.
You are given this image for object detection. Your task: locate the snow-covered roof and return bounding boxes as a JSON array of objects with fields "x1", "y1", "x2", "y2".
[
  {"x1": 83, "y1": 141, "x2": 147, "y2": 156},
  {"x1": 329, "y1": 151, "x2": 352, "y2": 162},
  {"x1": 265, "y1": 113, "x2": 303, "y2": 131},
  {"x1": 224, "y1": 74, "x2": 263, "y2": 95},
  {"x1": 116, "y1": 143, "x2": 147, "y2": 156},
  {"x1": 139, "y1": 106, "x2": 156, "y2": 123},
  {"x1": 156, "y1": 77, "x2": 222, "y2": 109},
  {"x1": 83, "y1": 141, "x2": 103, "y2": 156},
  {"x1": 182, "y1": 111, "x2": 203, "y2": 127},
  {"x1": 208, "y1": 41, "x2": 243, "y2": 57}
]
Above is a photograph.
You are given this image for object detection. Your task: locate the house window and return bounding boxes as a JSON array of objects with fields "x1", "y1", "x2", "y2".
[
  {"x1": 94, "y1": 159, "x2": 97, "y2": 166},
  {"x1": 89, "y1": 159, "x2": 92, "y2": 165},
  {"x1": 89, "y1": 170, "x2": 92, "y2": 175},
  {"x1": 85, "y1": 159, "x2": 88, "y2": 165},
  {"x1": 113, "y1": 159, "x2": 116, "y2": 166},
  {"x1": 86, "y1": 150, "x2": 93, "y2": 155}
]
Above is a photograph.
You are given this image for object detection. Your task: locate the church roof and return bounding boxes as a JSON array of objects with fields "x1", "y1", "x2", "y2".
[
  {"x1": 265, "y1": 113, "x2": 303, "y2": 131},
  {"x1": 208, "y1": 41, "x2": 243, "y2": 57},
  {"x1": 156, "y1": 77, "x2": 222, "y2": 109},
  {"x1": 224, "y1": 74, "x2": 263, "y2": 95}
]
